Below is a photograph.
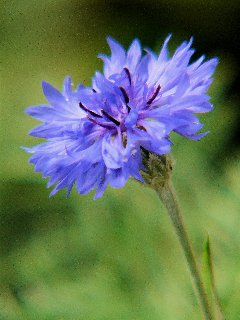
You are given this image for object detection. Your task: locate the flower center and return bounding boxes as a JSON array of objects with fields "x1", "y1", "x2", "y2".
[
  {"x1": 79, "y1": 102, "x2": 121, "y2": 129},
  {"x1": 79, "y1": 68, "x2": 161, "y2": 134}
]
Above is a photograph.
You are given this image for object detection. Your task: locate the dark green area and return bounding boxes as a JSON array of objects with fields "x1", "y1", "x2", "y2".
[{"x1": 1, "y1": 1, "x2": 240, "y2": 319}]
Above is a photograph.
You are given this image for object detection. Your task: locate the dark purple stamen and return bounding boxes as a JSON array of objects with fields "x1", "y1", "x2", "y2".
[
  {"x1": 92, "y1": 89, "x2": 97, "y2": 93},
  {"x1": 87, "y1": 116, "x2": 114, "y2": 129},
  {"x1": 147, "y1": 85, "x2": 161, "y2": 105},
  {"x1": 119, "y1": 86, "x2": 131, "y2": 113},
  {"x1": 101, "y1": 109, "x2": 120, "y2": 126},
  {"x1": 79, "y1": 102, "x2": 102, "y2": 118},
  {"x1": 137, "y1": 125, "x2": 147, "y2": 132},
  {"x1": 119, "y1": 86, "x2": 129, "y2": 104},
  {"x1": 124, "y1": 67, "x2": 132, "y2": 86}
]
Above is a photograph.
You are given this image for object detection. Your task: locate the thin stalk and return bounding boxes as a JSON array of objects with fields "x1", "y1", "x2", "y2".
[{"x1": 156, "y1": 180, "x2": 214, "y2": 320}]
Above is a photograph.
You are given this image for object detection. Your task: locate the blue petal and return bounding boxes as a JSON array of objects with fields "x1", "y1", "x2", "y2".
[
  {"x1": 63, "y1": 76, "x2": 72, "y2": 98},
  {"x1": 94, "y1": 170, "x2": 108, "y2": 199},
  {"x1": 107, "y1": 36, "x2": 126, "y2": 62},
  {"x1": 108, "y1": 168, "x2": 128, "y2": 188},
  {"x1": 28, "y1": 122, "x2": 78, "y2": 138},
  {"x1": 100, "y1": 36, "x2": 126, "y2": 78},
  {"x1": 126, "y1": 38, "x2": 141, "y2": 71},
  {"x1": 25, "y1": 105, "x2": 67, "y2": 121},
  {"x1": 125, "y1": 109, "x2": 138, "y2": 128},
  {"x1": 157, "y1": 34, "x2": 171, "y2": 63},
  {"x1": 174, "y1": 72, "x2": 190, "y2": 97},
  {"x1": 142, "y1": 137, "x2": 172, "y2": 155},
  {"x1": 42, "y1": 81, "x2": 66, "y2": 108},
  {"x1": 76, "y1": 163, "x2": 105, "y2": 195},
  {"x1": 102, "y1": 133, "x2": 123, "y2": 169}
]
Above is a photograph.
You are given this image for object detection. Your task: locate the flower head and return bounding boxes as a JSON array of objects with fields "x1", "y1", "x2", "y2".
[{"x1": 24, "y1": 35, "x2": 218, "y2": 198}]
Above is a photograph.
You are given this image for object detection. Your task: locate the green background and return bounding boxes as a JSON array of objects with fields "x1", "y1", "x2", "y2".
[{"x1": 1, "y1": 0, "x2": 240, "y2": 319}]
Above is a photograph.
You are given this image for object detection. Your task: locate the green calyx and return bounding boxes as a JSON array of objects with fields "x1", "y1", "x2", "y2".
[{"x1": 141, "y1": 149, "x2": 173, "y2": 189}]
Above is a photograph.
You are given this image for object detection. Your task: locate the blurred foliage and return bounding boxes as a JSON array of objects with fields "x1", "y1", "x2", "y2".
[{"x1": 0, "y1": 0, "x2": 240, "y2": 319}]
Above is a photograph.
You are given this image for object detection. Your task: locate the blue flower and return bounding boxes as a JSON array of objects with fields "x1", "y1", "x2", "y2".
[{"x1": 24, "y1": 36, "x2": 218, "y2": 198}]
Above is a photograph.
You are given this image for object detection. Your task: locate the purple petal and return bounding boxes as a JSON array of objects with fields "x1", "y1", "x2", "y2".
[
  {"x1": 63, "y1": 76, "x2": 72, "y2": 98},
  {"x1": 126, "y1": 39, "x2": 142, "y2": 71},
  {"x1": 157, "y1": 34, "x2": 171, "y2": 63},
  {"x1": 42, "y1": 81, "x2": 66, "y2": 108}
]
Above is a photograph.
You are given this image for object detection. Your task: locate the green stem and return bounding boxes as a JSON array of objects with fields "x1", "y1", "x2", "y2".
[{"x1": 156, "y1": 180, "x2": 214, "y2": 320}]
